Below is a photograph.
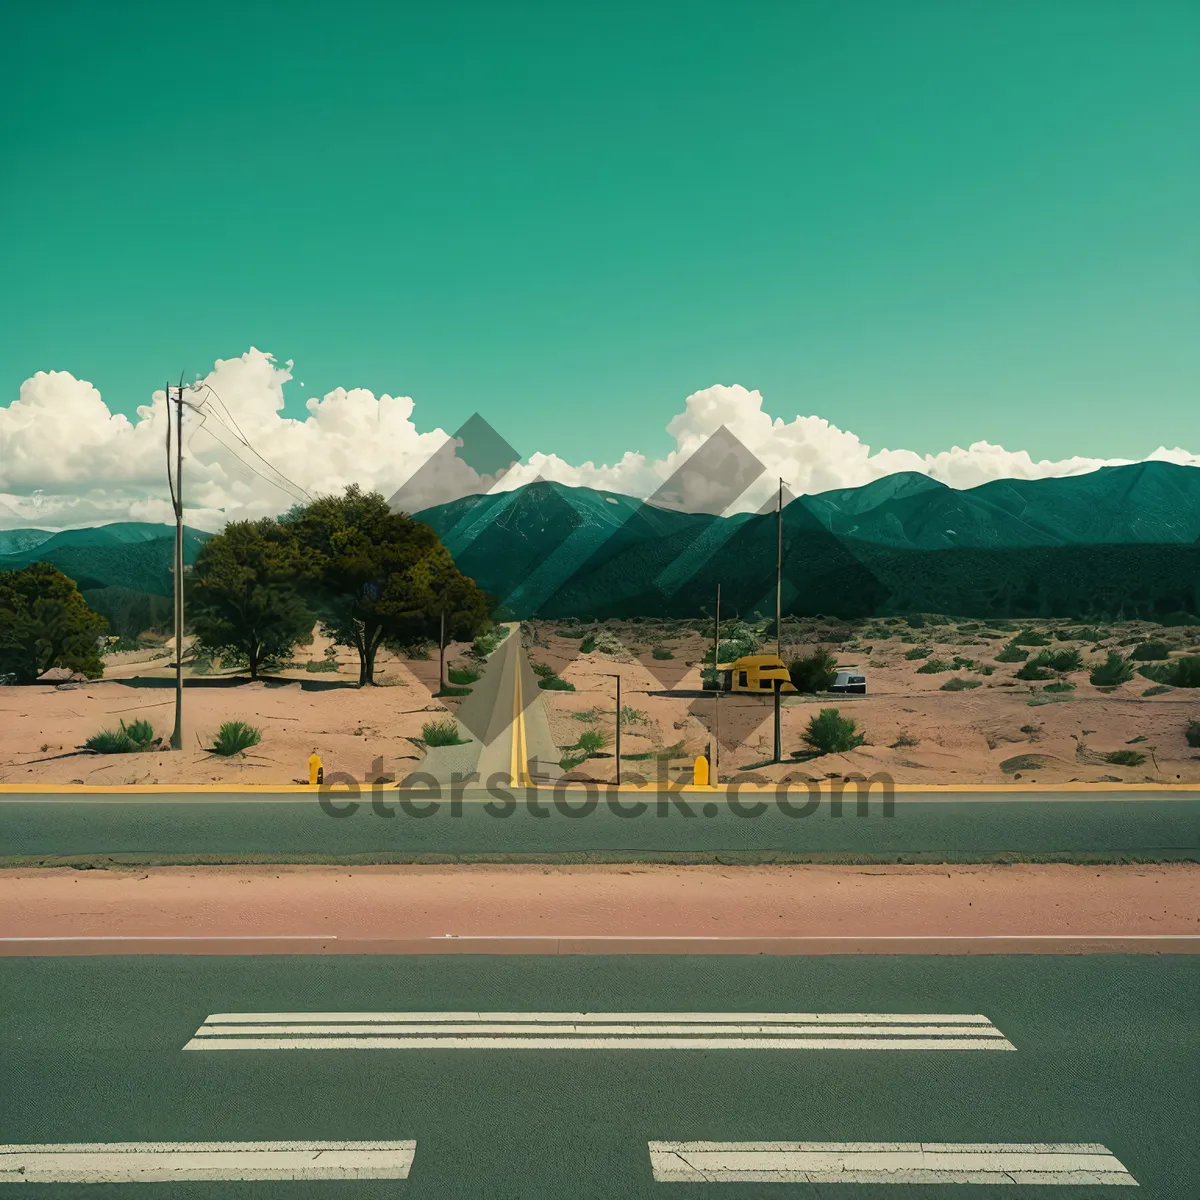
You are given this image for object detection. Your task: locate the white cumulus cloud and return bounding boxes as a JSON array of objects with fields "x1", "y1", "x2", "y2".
[{"x1": 1, "y1": 353, "x2": 1196, "y2": 530}]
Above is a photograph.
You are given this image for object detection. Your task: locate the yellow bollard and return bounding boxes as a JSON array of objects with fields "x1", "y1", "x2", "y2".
[
  {"x1": 692, "y1": 754, "x2": 709, "y2": 787},
  {"x1": 308, "y1": 751, "x2": 323, "y2": 786}
]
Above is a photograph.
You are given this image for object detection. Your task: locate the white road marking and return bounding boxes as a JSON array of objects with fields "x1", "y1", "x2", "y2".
[
  {"x1": 184, "y1": 1012, "x2": 1013, "y2": 1051},
  {"x1": 0, "y1": 1141, "x2": 415, "y2": 1183},
  {"x1": 188, "y1": 1036, "x2": 1011, "y2": 1051},
  {"x1": 203, "y1": 1011, "x2": 999, "y2": 1024},
  {"x1": 0, "y1": 936, "x2": 335, "y2": 942},
  {"x1": 648, "y1": 1141, "x2": 1138, "y2": 1186},
  {"x1": 427, "y1": 934, "x2": 1200, "y2": 941}
]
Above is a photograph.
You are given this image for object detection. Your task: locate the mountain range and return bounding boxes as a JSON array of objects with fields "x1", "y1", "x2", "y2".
[
  {"x1": 413, "y1": 461, "x2": 1200, "y2": 620},
  {"x1": 1, "y1": 461, "x2": 1197, "y2": 624}
]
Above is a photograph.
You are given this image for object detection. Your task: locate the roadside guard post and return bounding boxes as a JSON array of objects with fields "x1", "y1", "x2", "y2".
[
  {"x1": 693, "y1": 755, "x2": 709, "y2": 787},
  {"x1": 308, "y1": 752, "x2": 323, "y2": 786}
]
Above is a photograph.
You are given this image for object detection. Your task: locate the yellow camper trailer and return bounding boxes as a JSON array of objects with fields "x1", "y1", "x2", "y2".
[{"x1": 717, "y1": 654, "x2": 797, "y2": 694}]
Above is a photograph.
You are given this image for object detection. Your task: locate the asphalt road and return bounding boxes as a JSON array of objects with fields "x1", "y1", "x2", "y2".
[
  {"x1": 1, "y1": 954, "x2": 1196, "y2": 1196},
  {"x1": 1, "y1": 790, "x2": 1197, "y2": 863}
]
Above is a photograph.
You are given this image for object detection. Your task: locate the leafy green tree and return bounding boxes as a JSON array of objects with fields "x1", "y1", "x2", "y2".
[
  {"x1": 0, "y1": 563, "x2": 108, "y2": 683},
  {"x1": 285, "y1": 486, "x2": 490, "y2": 685},
  {"x1": 787, "y1": 647, "x2": 838, "y2": 692},
  {"x1": 189, "y1": 519, "x2": 315, "y2": 680}
]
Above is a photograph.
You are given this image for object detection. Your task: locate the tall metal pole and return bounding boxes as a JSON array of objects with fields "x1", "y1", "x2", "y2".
[
  {"x1": 773, "y1": 477, "x2": 783, "y2": 762},
  {"x1": 713, "y1": 583, "x2": 720, "y2": 782},
  {"x1": 439, "y1": 607, "x2": 446, "y2": 691},
  {"x1": 614, "y1": 673, "x2": 621, "y2": 787},
  {"x1": 776, "y1": 477, "x2": 783, "y2": 657},
  {"x1": 170, "y1": 384, "x2": 184, "y2": 750}
]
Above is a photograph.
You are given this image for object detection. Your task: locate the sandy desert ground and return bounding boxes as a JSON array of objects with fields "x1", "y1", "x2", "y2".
[
  {"x1": 2, "y1": 863, "x2": 1195, "y2": 942},
  {"x1": 1, "y1": 617, "x2": 1198, "y2": 787}
]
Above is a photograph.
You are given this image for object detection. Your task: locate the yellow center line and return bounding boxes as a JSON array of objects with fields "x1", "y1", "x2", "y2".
[{"x1": 509, "y1": 646, "x2": 530, "y2": 788}]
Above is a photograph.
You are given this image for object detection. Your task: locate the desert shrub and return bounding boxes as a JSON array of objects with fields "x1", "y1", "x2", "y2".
[
  {"x1": 122, "y1": 718, "x2": 155, "y2": 747},
  {"x1": 1185, "y1": 720, "x2": 1200, "y2": 748},
  {"x1": 559, "y1": 750, "x2": 588, "y2": 772},
  {"x1": 620, "y1": 705, "x2": 648, "y2": 725},
  {"x1": 1090, "y1": 652, "x2": 1134, "y2": 686},
  {"x1": 904, "y1": 647, "x2": 931, "y2": 660},
  {"x1": 1138, "y1": 657, "x2": 1200, "y2": 688},
  {"x1": 1172, "y1": 657, "x2": 1200, "y2": 687},
  {"x1": 995, "y1": 644, "x2": 1029, "y2": 663},
  {"x1": 905, "y1": 614, "x2": 926, "y2": 628},
  {"x1": 1059, "y1": 627, "x2": 1104, "y2": 642},
  {"x1": 940, "y1": 677, "x2": 981, "y2": 690},
  {"x1": 84, "y1": 717, "x2": 155, "y2": 754},
  {"x1": 1157, "y1": 612, "x2": 1200, "y2": 627},
  {"x1": 1015, "y1": 661, "x2": 1055, "y2": 681},
  {"x1": 435, "y1": 684, "x2": 472, "y2": 697},
  {"x1": 469, "y1": 630, "x2": 504, "y2": 659},
  {"x1": 580, "y1": 635, "x2": 597, "y2": 653},
  {"x1": 1104, "y1": 749, "x2": 1146, "y2": 767},
  {"x1": 447, "y1": 667, "x2": 479, "y2": 685},
  {"x1": 1131, "y1": 641, "x2": 1171, "y2": 661},
  {"x1": 85, "y1": 728, "x2": 136, "y2": 754},
  {"x1": 1142, "y1": 685, "x2": 1172, "y2": 696},
  {"x1": 209, "y1": 720, "x2": 262, "y2": 756},
  {"x1": 973, "y1": 663, "x2": 996, "y2": 675},
  {"x1": 1043, "y1": 681, "x2": 1076, "y2": 693},
  {"x1": 801, "y1": 708, "x2": 866, "y2": 755},
  {"x1": 1031, "y1": 648, "x2": 1083, "y2": 672},
  {"x1": 651, "y1": 646, "x2": 674, "y2": 660},
  {"x1": 305, "y1": 657, "x2": 339, "y2": 672},
  {"x1": 575, "y1": 728, "x2": 612, "y2": 755},
  {"x1": 422, "y1": 719, "x2": 465, "y2": 746},
  {"x1": 1012, "y1": 629, "x2": 1052, "y2": 646},
  {"x1": 788, "y1": 648, "x2": 838, "y2": 693},
  {"x1": 891, "y1": 731, "x2": 919, "y2": 748},
  {"x1": 916, "y1": 658, "x2": 955, "y2": 674},
  {"x1": 538, "y1": 674, "x2": 575, "y2": 691},
  {"x1": 530, "y1": 661, "x2": 556, "y2": 678}
]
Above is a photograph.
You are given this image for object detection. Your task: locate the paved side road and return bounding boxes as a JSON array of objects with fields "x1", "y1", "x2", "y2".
[
  {"x1": 1, "y1": 954, "x2": 1196, "y2": 1196},
  {"x1": 2, "y1": 790, "x2": 1198, "y2": 862}
]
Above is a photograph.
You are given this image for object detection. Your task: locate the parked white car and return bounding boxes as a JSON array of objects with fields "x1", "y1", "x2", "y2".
[{"x1": 830, "y1": 669, "x2": 866, "y2": 694}]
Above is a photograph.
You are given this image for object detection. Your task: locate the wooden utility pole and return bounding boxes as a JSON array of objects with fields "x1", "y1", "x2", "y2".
[
  {"x1": 773, "y1": 477, "x2": 783, "y2": 762},
  {"x1": 712, "y1": 583, "x2": 721, "y2": 782},
  {"x1": 169, "y1": 382, "x2": 185, "y2": 750}
]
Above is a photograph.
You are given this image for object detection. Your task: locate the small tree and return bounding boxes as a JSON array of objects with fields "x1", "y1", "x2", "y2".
[
  {"x1": 189, "y1": 519, "x2": 315, "y2": 680},
  {"x1": 788, "y1": 647, "x2": 838, "y2": 693},
  {"x1": 0, "y1": 563, "x2": 107, "y2": 683},
  {"x1": 286, "y1": 486, "x2": 490, "y2": 686},
  {"x1": 802, "y1": 707, "x2": 866, "y2": 755}
]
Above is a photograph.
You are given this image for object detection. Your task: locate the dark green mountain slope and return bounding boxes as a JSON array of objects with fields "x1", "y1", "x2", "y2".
[
  {"x1": 0, "y1": 529, "x2": 56, "y2": 556},
  {"x1": 0, "y1": 525, "x2": 210, "y2": 595},
  {"x1": 794, "y1": 461, "x2": 1200, "y2": 549},
  {"x1": 414, "y1": 463, "x2": 1200, "y2": 619}
]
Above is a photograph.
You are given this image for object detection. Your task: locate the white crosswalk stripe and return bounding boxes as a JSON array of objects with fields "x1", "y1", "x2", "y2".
[
  {"x1": 0, "y1": 1141, "x2": 416, "y2": 1183},
  {"x1": 183, "y1": 1011, "x2": 1014, "y2": 1051},
  {"x1": 648, "y1": 1141, "x2": 1138, "y2": 1186}
]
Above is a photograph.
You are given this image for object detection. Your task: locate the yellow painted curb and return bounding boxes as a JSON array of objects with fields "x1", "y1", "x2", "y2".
[{"x1": 0, "y1": 782, "x2": 1197, "y2": 796}]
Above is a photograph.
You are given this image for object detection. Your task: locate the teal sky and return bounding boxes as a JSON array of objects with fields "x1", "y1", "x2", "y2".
[{"x1": 2, "y1": 0, "x2": 1197, "y2": 466}]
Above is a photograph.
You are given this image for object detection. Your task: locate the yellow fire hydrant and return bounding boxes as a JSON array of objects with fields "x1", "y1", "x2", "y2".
[
  {"x1": 308, "y1": 752, "x2": 323, "y2": 786},
  {"x1": 692, "y1": 754, "x2": 709, "y2": 787}
]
